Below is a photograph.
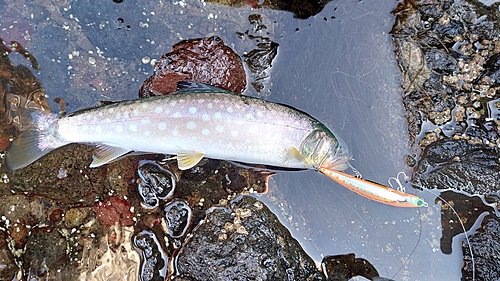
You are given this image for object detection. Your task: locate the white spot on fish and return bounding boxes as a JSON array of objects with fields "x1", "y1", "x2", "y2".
[
  {"x1": 172, "y1": 129, "x2": 179, "y2": 136},
  {"x1": 202, "y1": 114, "x2": 210, "y2": 121},
  {"x1": 202, "y1": 129, "x2": 210, "y2": 135},
  {"x1": 144, "y1": 130, "x2": 150, "y2": 136},
  {"x1": 231, "y1": 130, "x2": 239, "y2": 137},
  {"x1": 216, "y1": 125, "x2": 224, "y2": 133},
  {"x1": 227, "y1": 107, "x2": 234, "y2": 113},
  {"x1": 103, "y1": 118, "x2": 111, "y2": 124},
  {"x1": 249, "y1": 126, "x2": 258, "y2": 134},
  {"x1": 129, "y1": 124, "x2": 137, "y2": 132},
  {"x1": 116, "y1": 125, "x2": 123, "y2": 133},
  {"x1": 169, "y1": 101, "x2": 177, "y2": 107},
  {"x1": 172, "y1": 112, "x2": 182, "y2": 118},
  {"x1": 246, "y1": 114, "x2": 253, "y2": 120},
  {"x1": 189, "y1": 106, "x2": 197, "y2": 114},
  {"x1": 108, "y1": 108, "x2": 115, "y2": 113},
  {"x1": 158, "y1": 122, "x2": 167, "y2": 131},
  {"x1": 256, "y1": 111, "x2": 264, "y2": 118},
  {"x1": 214, "y1": 112, "x2": 222, "y2": 118},
  {"x1": 141, "y1": 103, "x2": 148, "y2": 109},
  {"x1": 155, "y1": 106, "x2": 163, "y2": 114},
  {"x1": 207, "y1": 103, "x2": 213, "y2": 109},
  {"x1": 197, "y1": 99, "x2": 205, "y2": 104},
  {"x1": 116, "y1": 113, "x2": 122, "y2": 119},
  {"x1": 186, "y1": 121, "x2": 196, "y2": 130},
  {"x1": 141, "y1": 119, "x2": 150, "y2": 125},
  {"x1": 82, "y1": 125, "x2": 89, "y2": 131},
  {"x1": 95, "y1": 126, "x2": 102, "y2": 134},
  {"x1": 133, "y1": 109, "x2": 139, "y2": 116}
]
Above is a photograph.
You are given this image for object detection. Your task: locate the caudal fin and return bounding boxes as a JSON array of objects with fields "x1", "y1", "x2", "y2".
[{"x1": 5, "y1": 113, "x2": 62, "y2": 171}]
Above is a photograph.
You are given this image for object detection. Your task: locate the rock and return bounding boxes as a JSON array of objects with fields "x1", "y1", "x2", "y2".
[
  {"x1": 94, "y1": 196, "x2": 135, "y2": 227},
  {"x1": 322, "y1": 254, "x2": 382, "y2": 281},
  {"x1": 462, "y1": 216, "x2": 500, "y2": 280},
  {"x1": 176, "y1": 195, "x2": 324, "y2": 281},
  {"x1": 139, "y1": 36, "x2": 246, "y2": 97},
  {"x1": 413, "y1": 138, "x2": 500, "y2": 196}
]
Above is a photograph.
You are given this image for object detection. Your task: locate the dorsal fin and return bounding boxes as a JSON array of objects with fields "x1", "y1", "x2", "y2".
[{"x1": 175, "y1": 81, "x2": 234, "y2": 94}]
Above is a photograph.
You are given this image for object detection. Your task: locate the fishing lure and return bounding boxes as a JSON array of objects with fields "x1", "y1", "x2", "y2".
[{"x1": 318, "y1": 167, "x2": 428, "y2": 208}]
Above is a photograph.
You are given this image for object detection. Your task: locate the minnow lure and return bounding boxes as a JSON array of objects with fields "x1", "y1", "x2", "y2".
[{"x1": 318, "y1": 167, "x2": 428, "y2": 207}]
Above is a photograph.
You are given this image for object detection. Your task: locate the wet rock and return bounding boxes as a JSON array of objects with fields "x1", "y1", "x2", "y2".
[
  {"x1": 0, "y1": 229, "x2": 17, "y2": 280},
  {"x1": 436, "y1": 191, "x2": 493, "y2": 254},
  {"x1": 0, "y1": 39, "x2": 48, "y2": 145},
  {"x1": 479, "y1": 53, "x2": 500, "y2": 86},
  {"x1": 424, "y1": 49, "x2": 457, "y2": 75},
  {"x1": 462, "y1": 215, "x2": 500, "y2": 281},
  {"x1": 391, "y1": 0, "x2": 500, "y2": 149},
  {"x1": 7, "y1": 144, "x2": 107, "y2": 204},
  {"x1": 243, "y1": 36, "x2": 279, "y2": 93},
  {"x1": 322, "y1": 254, "x2": 381, "y2": 281},
  {"x1": 412, "y1": 138, "x2": 500, "y2": 196},
  {"x1": 139, "y1": 36, "x2": 246, "y2": 97},
  {"x1": 94, "y1": 195, "x2": 135, "y2": 227},
  {"x1": 163, "y1": 200, "x2": 192, "y2": 239},
  {"x1": 137, "y1": 160, "x2": 177, "y2": 209},
  {"x1": 23, "y1": 227, "x2": 68, "y2": 279},
  {"x1": 64, "y1": 207, "x2": 90, "y2": 228},
  {"x1": 133, "y1": 230, "x2": 168, "y2": 281},
  {"x1": 176, "y1": 195, "x2": 324, "y2": 281}
]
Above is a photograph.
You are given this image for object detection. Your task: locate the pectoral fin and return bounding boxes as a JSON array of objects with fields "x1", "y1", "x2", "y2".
[
  {"x1": 176, "y1": 151, "x2": 205, "y2": 170},
  {"x1": 287, "y1": 147, "x2": 303, "y2": 163},
  {"x1": 90, "y1": 145, "x2": 131, "y2": 168}
]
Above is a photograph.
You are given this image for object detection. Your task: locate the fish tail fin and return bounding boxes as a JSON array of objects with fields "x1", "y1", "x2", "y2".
[{"x1": 5, "y1": 112, "x2": 66, "y2": 171}]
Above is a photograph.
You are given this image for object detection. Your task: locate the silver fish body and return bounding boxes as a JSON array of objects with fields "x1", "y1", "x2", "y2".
[{"x1": 6, "y1": 84, "x2": 351, "y2": 171}]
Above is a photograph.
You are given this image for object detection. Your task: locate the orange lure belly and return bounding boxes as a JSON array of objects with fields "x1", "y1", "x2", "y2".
[{"x1": 318, "y1": 167, "x2": 427, "y2": 208}]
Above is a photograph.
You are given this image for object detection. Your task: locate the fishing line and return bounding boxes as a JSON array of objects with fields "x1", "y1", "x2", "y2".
[
  {"x1": 387, "y1": 172, "x2": 476, "y2": 281},
  {"x1": 385, "y1": 172, "x2": 423, "y2": 280}
]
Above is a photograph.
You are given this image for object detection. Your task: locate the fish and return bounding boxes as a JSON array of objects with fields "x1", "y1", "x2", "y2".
[
  {"x1": 6, "y1": 82, "x2": 352, "y2": 172},
  {"x1": 318, "y1": 167, "x2": 428, "y2": 207}
]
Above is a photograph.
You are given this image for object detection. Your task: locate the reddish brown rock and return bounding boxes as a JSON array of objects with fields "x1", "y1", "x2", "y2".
[
  {"x1": 139, "y1": 36, "x2": 246, "y2": 97},
  {"x1": 94, "y1": 196, "x2": 135, "y2": 227}
]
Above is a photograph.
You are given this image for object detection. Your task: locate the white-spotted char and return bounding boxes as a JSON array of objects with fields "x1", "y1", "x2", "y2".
[{"x1": 6, "y1": 82, "x2": 351, "y2": 173}]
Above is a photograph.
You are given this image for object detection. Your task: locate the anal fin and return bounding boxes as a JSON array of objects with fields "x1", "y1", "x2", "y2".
[
  {"x1": 176, "y1": 151, "x2": 205, "y2": 170},
  {"x1": 90, "y1": 145, "x2": 131, "y2": 168}
]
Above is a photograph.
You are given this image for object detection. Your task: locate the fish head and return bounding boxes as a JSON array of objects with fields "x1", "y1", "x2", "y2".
[{"x1": 299, "y1": 127, "x2": 351, "y2": 170}]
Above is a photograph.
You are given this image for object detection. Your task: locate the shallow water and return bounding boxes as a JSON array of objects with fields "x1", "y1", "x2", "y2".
[{"x1": 0, "y1": 0, "x2": 468, "y2": 280}]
